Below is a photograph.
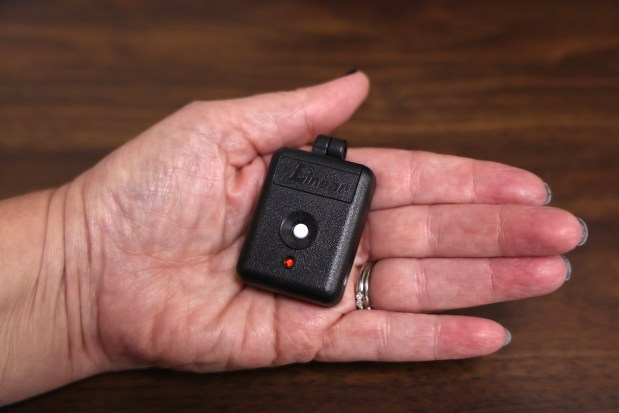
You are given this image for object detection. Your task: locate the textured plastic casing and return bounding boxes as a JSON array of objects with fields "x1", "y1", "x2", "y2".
[{"x1": 236, "y1": 147, "x2": 375, "y2": 306}]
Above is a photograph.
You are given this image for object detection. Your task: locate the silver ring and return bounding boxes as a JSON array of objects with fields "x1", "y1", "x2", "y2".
[{"x1": 355, "y1": 263, "x2": 374, "y2": 310}]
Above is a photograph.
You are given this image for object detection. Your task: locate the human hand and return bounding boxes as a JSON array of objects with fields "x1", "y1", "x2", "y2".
[{"x1": 62, "y1": 73, "x2": 585, "y2": 375}]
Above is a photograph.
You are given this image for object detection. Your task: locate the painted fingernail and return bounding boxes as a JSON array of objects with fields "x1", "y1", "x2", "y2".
[
  {"x1": 543, "y1": 182, "x2": 552, "y2": 205},
  {"x1": 503, "y1": 328, "x2": 512, "y2": 347},
  {"x1": 577, "y1": 218, "x2": 588, "y2": 246},
  {"x1": 561, "y1": 255, "x2": 572, "y2": 281},
  {"x1": 344, "y1": 68, "x2": 359, "y2": 76}
]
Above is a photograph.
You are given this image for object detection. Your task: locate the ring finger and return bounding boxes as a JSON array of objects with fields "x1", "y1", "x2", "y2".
[{"x1": 360, "y1": 256, "x2": 570, "y2": 313}]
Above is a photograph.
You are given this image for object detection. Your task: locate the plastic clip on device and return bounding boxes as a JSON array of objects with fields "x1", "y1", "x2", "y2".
[{"x1": 237, "y1": 135, "x2": 376, "y2": 306}]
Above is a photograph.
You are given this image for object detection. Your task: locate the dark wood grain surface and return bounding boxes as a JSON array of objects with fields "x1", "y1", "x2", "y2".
[{"x1": 1, "y1": 0, "x2": 618, "y2": 412}]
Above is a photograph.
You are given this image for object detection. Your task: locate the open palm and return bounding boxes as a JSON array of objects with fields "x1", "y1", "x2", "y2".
[{"x1": 74, "y1": 73, "x2": 583, "y2": 372}]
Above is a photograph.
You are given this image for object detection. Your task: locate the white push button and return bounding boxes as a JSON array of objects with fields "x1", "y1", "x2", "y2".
[{"x1": 292, "y1": 223, "x2": 309, "y2": 239}]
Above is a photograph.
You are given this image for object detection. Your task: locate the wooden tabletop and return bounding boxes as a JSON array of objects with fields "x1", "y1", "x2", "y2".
[{"x1": 1, "y1": 0, "x2": 618, "y2": 411}]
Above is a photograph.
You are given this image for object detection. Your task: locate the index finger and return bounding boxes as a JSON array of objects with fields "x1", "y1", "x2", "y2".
[{"x1": 347, "y1": 148, "x2": 550, "y2": 209}]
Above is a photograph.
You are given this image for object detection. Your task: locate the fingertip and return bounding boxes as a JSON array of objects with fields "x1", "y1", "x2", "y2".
[
  {"x1": 244, "y1": 72, "x2": 371, "y2": 156},
  {"x1": 316, "y1": 69, "x2": 370, "y2": 110},
  {"x1": 529, "y1": 255, "x2": 571, "y2": 292},
  {"x1": 438, "y1": 316, "x2": 510, "y2": 359},
  {"x1": 506, "y1": 206, "x2": 586, "y2": 256},
  {"x1": 478, "y1": 164, "x2": 550, "y2": 205},
  {"x1": 558, "y1": 212, "x2": 589, "y2": 252},
  {"x1": 490, "y1": 257, "x2": 567, "y2": 300},
  {"x1": 298, "y1": 69, "x2": 370, "y2": 103},
  {"x1": 346, "y1": 69, "x2": 370, "y2": 92}
]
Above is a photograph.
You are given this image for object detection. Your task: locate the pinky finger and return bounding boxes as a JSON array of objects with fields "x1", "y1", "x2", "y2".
[{"x1": 316, "y1": 311, "x2": 509, "y2": 362}]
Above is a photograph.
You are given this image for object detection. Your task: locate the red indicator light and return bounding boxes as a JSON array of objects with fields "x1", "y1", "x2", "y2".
[{"x1": 283, "y1": 256, "x2": 295, "y2": 268}]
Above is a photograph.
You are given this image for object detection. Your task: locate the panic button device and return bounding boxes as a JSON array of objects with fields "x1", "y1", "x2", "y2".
[{"x1": 237, "y1": 135, "x2": 375, "y2": 306}]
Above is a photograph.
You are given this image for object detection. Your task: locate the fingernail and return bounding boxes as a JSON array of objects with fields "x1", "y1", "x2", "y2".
[
  {"x1": 543, "y1": 182, "x2": 552, "y2": 205},
  {"x1": 503, "y1": 328, "x2": 512, "y2": 347},
  {"x1": 344, "y1": 68, "x2": 359, "y2": 76},
  {"x1": 561, "y1": 255, "x2": 572, "y2": 281},
  {"x1": 577, "y1": 218, "x2": 588, "y2": 246}
]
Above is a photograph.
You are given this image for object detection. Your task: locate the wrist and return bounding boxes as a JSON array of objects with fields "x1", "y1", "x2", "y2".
[
  {"x1": 61, "y1": 176, "x2": 115, "y2": 371},
  {"x1": 0, "y1": 180, "x2": 110, "y2": 406}
]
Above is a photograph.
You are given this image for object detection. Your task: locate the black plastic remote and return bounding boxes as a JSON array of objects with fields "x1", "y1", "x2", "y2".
[{"x1": 236, "y1": 135, "x2": 375, "y2": 306}]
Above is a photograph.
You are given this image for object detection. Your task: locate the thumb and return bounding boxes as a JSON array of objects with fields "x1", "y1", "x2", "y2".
[{"x1": 210, "y1": 72, "x2": 370, "y2": 165}]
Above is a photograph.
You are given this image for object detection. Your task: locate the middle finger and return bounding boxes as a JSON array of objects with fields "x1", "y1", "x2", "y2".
[{"x1": 368, "y1": 204, "x2": 582, "y2": 259}]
